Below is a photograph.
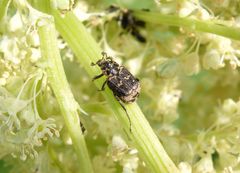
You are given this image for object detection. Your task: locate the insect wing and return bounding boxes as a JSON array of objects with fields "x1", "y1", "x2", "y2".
[
  {"x1": 107, "y1": 76, "x2": 128, "y2": 97},
  {"x1": 107, "y1": 67, "x2": 137, "y2": 97},
  {"x1": 118, "y1": 67, "x2": 138, "y2": 90}
]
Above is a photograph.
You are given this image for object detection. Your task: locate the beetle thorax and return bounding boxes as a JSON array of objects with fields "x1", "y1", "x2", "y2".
[{"x1": 97, "y1": 60, "x2": 119, "y2": 76}]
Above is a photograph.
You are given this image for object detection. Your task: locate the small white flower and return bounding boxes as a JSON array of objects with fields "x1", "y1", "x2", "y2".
[
  {"x1": 30, "y1": 48, "x2": 41, "y2": 63},
  {"x1": 73, "y1": 1, "x2": 90, "y2": 21},
  {"x1": 178, "y1": 1, "x2": 198, "y2": 18},
  {"x1": 2, "y1": 71, "x2": 10, "y2": 79},
  {"x1": 223, "y1": 167, "x2": 234, "y2": 173},
  {"x1": 177, "y1": 0, "x2": 212, "y2": 20},
  {"x1": 179, "y1": 162, "x2": 192, "y2": 173},
  {"x1": 203, "y1": 36, "x2": 240, "y2": 70},
  {"x1": 0, "y1": 78, "x2": 7, "y2": 86},
  {"x1": 112, "y1": 135, "x2": 128, "y2": 150},
  {"x1": 157, "y1": 88, "x2": 181, "y2": 123},
  {"x1": 26, "y1": 30, "x2": 40, "y2": 47},
  {"x1": 202, "y1": 49, "x2": 225, "y2": 70},
  {"x1": 8, "y1": 12, "x2": 23, "y2": 32},
  {"x1": 222, "y1": 99, "x2": 238, "y2": 116},
  {"x1": 111, "y1": 135, "x2": 128, "y2": 161},
  {"x1": 194, "y1": 156, "x2": 215, "y2": 173},
  {"x1": 122, "y1": 157, "x2": 139, "y2": 173}
]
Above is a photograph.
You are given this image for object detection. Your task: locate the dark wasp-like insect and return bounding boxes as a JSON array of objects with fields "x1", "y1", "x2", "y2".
[
  {"x1": 91, "y1": 52, "x2": 141, "y2": 132},
  {"x1": 107, "y1": 5, "x2": 146, "y2": 43}
]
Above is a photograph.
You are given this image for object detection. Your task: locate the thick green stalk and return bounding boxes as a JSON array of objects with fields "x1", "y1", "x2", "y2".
[
  {"x1": 38, "y1": 21, "x2": 93, "y2": 173},
  {"x1": 134, "y1": 11, "x2": 240, "y2": 41},
  {"x1": 27, "y1": 0, "x2": 52, "y2": 14},
  {"x1": 0, "y1": 0, "x2": 11, "y2": 21},
  {"x1": 54, "y1": 11, "x2": 180, "y2": 173}
]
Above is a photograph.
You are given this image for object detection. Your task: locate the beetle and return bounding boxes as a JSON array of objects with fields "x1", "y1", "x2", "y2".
[
  {"x1": 91, "y1": 52, "x2": 141, "y2": 131},
  {"x1": 107, "y1": 5, "x2": 146, "y2": 43},
  {"x1": 118, "y1": 8, "x2": 146, "y2": 43}
]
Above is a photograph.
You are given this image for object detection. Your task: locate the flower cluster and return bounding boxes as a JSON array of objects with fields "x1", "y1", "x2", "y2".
[
  {"x1": 1, "y1": 0, "x2": 240, "y2": 172},
  {"x1": 0, "y1": 0, "x2": 60, "y2": 169}
]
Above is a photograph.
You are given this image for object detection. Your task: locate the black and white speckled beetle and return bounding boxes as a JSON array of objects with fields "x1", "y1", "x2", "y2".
[{"x1": 91, "y1": 52, "x2": 141, "y2": 131}]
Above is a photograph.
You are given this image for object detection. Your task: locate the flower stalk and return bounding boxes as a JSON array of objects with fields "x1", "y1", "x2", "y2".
[
  {"x1": 38, "y1": 20, "x2": 93, "y2": 173},
  {"x1": 0, "y1": 0, "x2": 11, "y2": 21},
  {"x1": 134, "y1": 11, "x2": 240, "y2": 41},
  {"x1": 53, "y1": 11, "x2": 180, "y2": 173}
]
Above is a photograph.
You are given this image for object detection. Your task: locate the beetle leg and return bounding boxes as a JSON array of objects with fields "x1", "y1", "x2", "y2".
[
  {"x1": 114, "y1": 94, "x2": 132, "y2": 132},
  {"x1": 98, "y1": 79, "x2": 108, "y2": 91},
  {"x1": 131, "y1": 27, "x2": 146, "y2": 43},
  {"x1": 92, "y1": 73, "x2": 104, "y2": 81}
]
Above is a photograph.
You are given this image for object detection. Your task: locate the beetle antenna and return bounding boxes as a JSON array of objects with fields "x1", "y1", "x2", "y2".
[{"x1": 101, "y1": 51, "x2": 107, "y2": 59}]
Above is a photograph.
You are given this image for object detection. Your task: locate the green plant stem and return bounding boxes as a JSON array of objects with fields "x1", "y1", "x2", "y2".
[
  {"x1": 54, "y1": 11, "x2": 180, "y2": 173},
  {"x1": 38, "y1": 21, "x2": 93, "y2": 173},
  {"x1": 27, "y1": 0, "x2": 52, "y2": 14},
  {"x1": 0, "y1": 0, "x2": 11, "y2": 21},
  {"x1": 134, "y1": 11, "x2": 240, "y2": 41}
]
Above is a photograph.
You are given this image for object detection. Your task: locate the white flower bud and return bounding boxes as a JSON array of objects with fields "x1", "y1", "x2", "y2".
[
  {"x1": 9, "y1": 12, "x2": 23, "y2": 32},
  {"x1": 111, "y1": 135, "x2": 128, "y2": 161},
  {"x1": 30, "y1": 48, "x2": 41, "y2": 63},
  {"x1": 202, "y1": 49, "x2": 224, "y2": 70},
  {"x1": 26, "y1": 30, "x2": 40, "y2": 47},
  {"x1": 222, "y1": 99, "x2": 237, "y2": 115},
  {"x1": 178, "y1": 1, "x2": 197, "y2": 17}
]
